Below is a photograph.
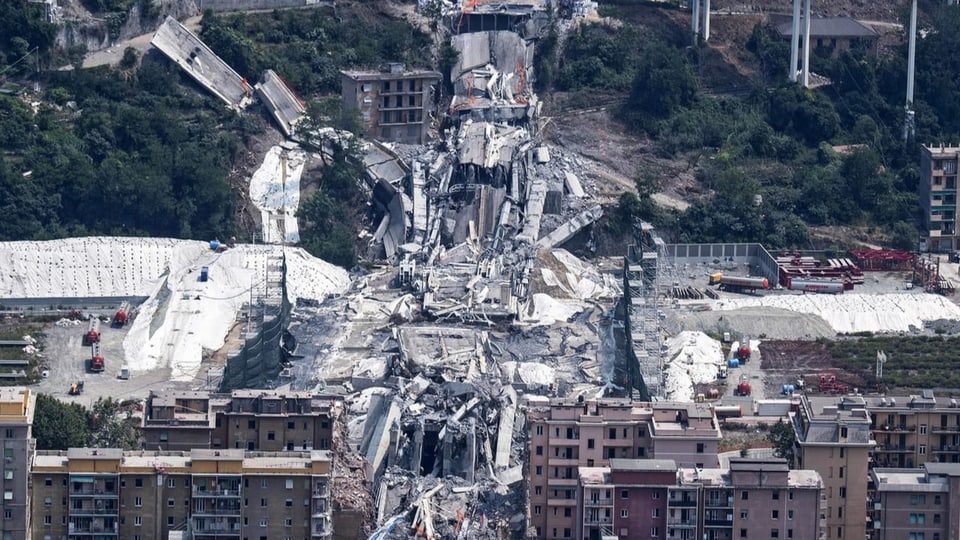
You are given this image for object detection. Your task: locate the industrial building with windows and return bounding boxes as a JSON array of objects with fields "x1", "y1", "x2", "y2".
[
  {"x1": 340, "y1": 65, "x2": 441, "y2": 145},
  {"x1": 920, "y1": 144, "x2": 960, "y2": 252},
  {"x1": 29, "y1": 447, "x2": 331, "y2": 540}
]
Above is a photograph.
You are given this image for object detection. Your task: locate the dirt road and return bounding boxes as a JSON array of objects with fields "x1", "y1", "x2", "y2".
[{"x1": 81, "y1": 15, "x2": 202, "y2": 69}]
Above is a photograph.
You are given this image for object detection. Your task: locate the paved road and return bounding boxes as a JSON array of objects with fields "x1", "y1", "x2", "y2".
[{"x1": 80, "y1": 15, "x2": 202, "y2": 69}]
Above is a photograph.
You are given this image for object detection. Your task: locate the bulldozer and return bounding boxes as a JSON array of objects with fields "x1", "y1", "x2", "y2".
[{"x1": 68, "y1": 381, "x2": 84, "y2": 396}]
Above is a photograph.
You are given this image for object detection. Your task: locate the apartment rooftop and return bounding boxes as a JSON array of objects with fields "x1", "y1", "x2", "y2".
[
  {"x1": 863, "y1": 390, "x2": 960, "y2": 411},
  {"x1": 685, "y1": 463, "x2": 821, "y2": 489},
  {"x1": 0, "y1": 386, "x2": 34, "y2": 423},
  {"x1": 33, "y1": 449, "x2": 332, "y2": 472},
  {"x1": 580, "y1": 467, "x2": 611, "y2": 485},
  {"x1": 794, "y1": 395, "x2": 875, "y2": 445},
  {"x1": 341, "y1": 68, "x2": 442, "y2": 82},
  {"x1": 609, "y1": 459, "x2": 678, "y2": 473}
]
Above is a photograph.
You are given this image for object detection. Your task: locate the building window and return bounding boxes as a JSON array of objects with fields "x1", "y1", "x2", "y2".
[
  {"x1": 772, "y1": 510, "x2": 779, "y2": 519},
  {"x1": 837, "y1": 527, "x2": 843, "y2": 538},
  {"x1": 286, "y1": 499, "x2": 293, "y2": 507},
  {"x1": 267, "y1": 431, "x2": 275, "y2": 441},
  {"x1": 788, "y1": 530, "x2": 794, "y2": 539},
  {"x1": 564, "y1": 508, "x2": 571, "y2": 517},
  {"x1": 534, "y1": 506, "x2": 541, "y2": 515},
  {"x1": 167, "y1": 478, "x2": 175, "y2": 488},
  {"x1": 696, "y1": 443, "x2": 704, "y2": 454},
  {"x1": 4, "y1": 429, "x2": 12, "y2": 438},
  {"x1": 651, "y1": 508, "x2": 659, "y2": 518},
  {"x1": 934, "y1": 513, "x2": 941, "y2": 524},
  {"x1": 248, "y1": 420, "x2": 256, "y2": 429},
  {"x1": 134, "y1": 516, "x2": 142, "y2": 526},
  {"x1": 135, "y1": 478, "x2": 143, "y2": 488},
  {"x1": 771, "y1": 529, "x2": 779, "y2": 538},
  {"x1": 287, "y1": 421, "x2": 295, "y2": 430},
  {"x1": 535, "y1": 446, "x2": 543, "y2": 456},
  {"x1": 652, "y1": 492, "x2": 660, "y2": 499},
  {"x1": 935, "y1": 496, "x2": 941, "y2": 505},
  {"x1": 609, "y1": 428, "x2": 617, "y2": 440},
  {"x1": 284, "y1": 517, "x2": 293, "y2": 527},
  {"x1": 921, "y1": 445, "x2": 927, "y2": 455},
  {"x1": 261, "y1": 498, "x2": 268, "y2": 507},
  {"x1": 651, "y1": 527, "x2": 659, "y2": 537},
  {"x1": 740, "y1": 529, "x2": 747, "y2": 538},
  {"x1": 740, "y1": 510, "x2": 748, "y2": 519},
  {"x1": 909, "y1": 534, "x2": 925, "y2": 540},
  {"x1": 621, "y1": 490, "x2": 629, "y2": 499},
  {"x1": 788, "y1": 510, "x2": 794, "y2": 520},
  {"x1": 839, "y1": 467, "x2": 844, "y2": 478},
  {"x1": 535, "y1": 425, "x2": 543, "y2": 436},
  {"x1": 564, "y1": 528, "x2": 571, "y2": 538},
  {"x1": 134, "y1": 497, "x2": 142, "y2": 507},
  {"x1": 921, "y1": 424, "x2": 928, "y2": 434},
  {"x1": 167, "y1": 498, "x2": 174, "y2": 507},
  {"x1": 44, "y1": 477, "x2": 51, "y2": 486},
  {"x1": 3, "y1": 490, "x2": 12, "y2": 501},
  {"x1": 535, "y1": 466, "x2": 542, "y2": 476},
  {"x1": 44, "y1": 497, "x2": 51, "y2": 506},
  {"x1": 260, "y1": 518, "x2": 268, "y2": 528},
  {"x1": 741, "y1": 491, "x2": 748, "y2": 500},
  {"x1": 839, "y1": 487, "x2": 846, "y2": 498},
  {"x1": 772, "y1": 490, "x2": 780, "y2": 500},
  {"x1": 587, "y1": 439, "x2": 595, "y2": 449},
  {"x1": 43, "y1": 515, "x2": 51, "y2": 525},
  {"x1": 4, "y1": 510, "x2": 11, "y2": 519},
  {"x1": 621, "y1": 509, "x2": 629, "y2": 518},
  {"x1": 535, "y1": 486, "x2": 542, "y2": 495},
  {"x1": 911, "y1": 495, "x2": 927, "y2": 505},
  {"x1": 910, "y1": 513, "x2": 927, "y2": 524}
]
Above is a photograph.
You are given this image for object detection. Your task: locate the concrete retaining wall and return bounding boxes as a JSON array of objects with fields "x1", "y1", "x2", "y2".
[
  {"x1": 665, "y1": 243, "x2": 779, "y2": 284},
  {"x1": 198, "y1": 0, "x2": 327, "y2": 12}
]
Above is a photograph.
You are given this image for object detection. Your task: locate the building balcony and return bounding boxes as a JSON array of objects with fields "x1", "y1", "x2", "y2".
[
  {"x1": 875, "y1": 444, "x2": 916, "y2": 453},
  {"x1": 547, "y1": 457, "x2": 580, "y2": 466},
  {"x1": 667, "y1": 517, "x2": 698, "y2": 527},
  {"x1": 668, "y1": 499, "x2": 698, "y2": 507},
  {"x1": 69, "y1": 489, "x2": 118, "y2": 498},
  {"x1": 583, "y1": 517, "x2": 614, "y2": 526},
  {"x1": 547, "y1": 478, "x2": 579, "y2": 487},
  {"x1": 70, "y1": 506, "x2": 120, "y2": 516},
  {"x1": 192, "y1": 487, "x2": 241, "y2": 497},
  {"x1": 704, "y1": 519, "x2": 734, "y2": 527},
  {"x1": 192, "y1": 507, "x2": 242, "y2": 517},
  {"x1": 933, "y1": 445, "x2": 960, "y2": 453},
  {"x1": 547, "y1": 499, "x2": 578, "y2": 507},
  {"x1": 932, "y1": 425, "x2": 960, "y2": 433},
  {"x1": 878, "y1": 424, "x2": 914, "y2": 433},
  {"x1": 68, "y1": 525, "x2": 118, "y2": 535},
  {"x1": 192, "y1": 523, "x2": 241, "y2": 534},
  {"x1": 705, "y1": 498, "x2": 733, "y2": 508}
]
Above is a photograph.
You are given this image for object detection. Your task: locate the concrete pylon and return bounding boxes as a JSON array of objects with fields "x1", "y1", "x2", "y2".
[
  {"x1": 692, "y1": 0, "x2": 701, "y2": 41},
  {"x1": 801, "y1": 0, "x2": 812, "y2": 87},
  {"x1": 789, "y1": 0, "x2": 801, "y2": 81},
  {"x1": 904, "y1": 0, "x2": 918, "y2": 140},
  {"x1": 702, "y1": 0, "x2": 711, "y2": 41}
]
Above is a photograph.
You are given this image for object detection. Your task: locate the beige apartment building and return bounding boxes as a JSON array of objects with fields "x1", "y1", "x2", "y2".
[
  {"x1": 920, "y1": 144, "x2": 960, "y2": 252},
  {"x1": 575, "y1": 458, "x2": 823, "y2": 540},
  {"x1": 30, "y1": 447, "x2": 332, "y2": 540},
  {"x1": 142, "y1": 390, "x2": 339, "y2": 452},
  {"x1": 863, "y1": 391, "x2": 960, "y2": 469},
  {"x1": 870, "y1": 462, "x2": 960, "y2": 540},
  {"x1": 0, "y1": 387, "x2": 36, "y2": 540},
  {"x1": 792, "y1": 395, "x2": 875, "y2": 540},
  {"x1": 525, "y1": 397, "x2": 722, "y2": 539}
]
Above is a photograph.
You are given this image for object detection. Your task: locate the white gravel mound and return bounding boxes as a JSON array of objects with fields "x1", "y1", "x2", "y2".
[
  {"x1": 714, "y1": 293, "x2": 960, "y2": 334},
  {"x1": 663, "y1": 331, "x2": 724, "y2": 402}
]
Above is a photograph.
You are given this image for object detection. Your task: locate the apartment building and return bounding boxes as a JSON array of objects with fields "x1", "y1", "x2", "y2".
[
  {"x1": 574, "y1": 458, "x2": 823, "y2": 540},
  {"x1": 0, "y1": 387, "x2": 36, "y2": 540},
  {"x1": 340, "y1": 65, "x2": 441, "y2": 144},
  {"x1": 920, "y1": 144, "x2": 960, "y2": 252},
  {"x1": 30, "y1": 447, "x2": 332, "y2": 540},
  {"x1": 792, "y1": 395, "x2": 875, "y2": 540},
  {"x1": 142, "y1": 390, "x2": 339, "y2": 452},
  {"x1": 870, "y1": 462, "x2": 960, "y2": 540},
  {"x1": 863, "y1": 391, "x2": 960, "y2": 468},
  {"x1": 525, "y1": 397, "x2": 722, "y2": 539}
]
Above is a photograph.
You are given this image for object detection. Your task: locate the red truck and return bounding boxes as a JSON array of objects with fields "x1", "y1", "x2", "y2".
[
  {"x1": 90, "y1": 342, "x2": 104, "y2": 372},
  {"x1": 113, "y1": 301, "x2": 130, "y2": 327},
  {"x1": 83, "y1": 317, "x2": 100, "y2": 345}
]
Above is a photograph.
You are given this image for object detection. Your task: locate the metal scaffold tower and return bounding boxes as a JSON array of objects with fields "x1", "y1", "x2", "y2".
[{"x1": 621, "y1": 222, "x2": 666, "y2": 400}]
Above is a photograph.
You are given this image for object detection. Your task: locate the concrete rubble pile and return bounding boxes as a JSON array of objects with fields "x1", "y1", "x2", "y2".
[{"x1": 283, "y1": 1, "x2": 614, "y2": 538}]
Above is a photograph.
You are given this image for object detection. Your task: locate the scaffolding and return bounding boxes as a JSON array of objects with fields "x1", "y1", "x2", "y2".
[{"x1": 620, "y1": 222, "x2": 667, "y2": 400}]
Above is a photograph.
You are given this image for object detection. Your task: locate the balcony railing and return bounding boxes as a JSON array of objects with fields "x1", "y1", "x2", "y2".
[
  {"x1": 192, "y1": 487, "x2": 241, "y2": 497},
  {"x1": 875, "y1": 444, "x2": 916, "y2": 452},
  {"x1": 704, "y1": 519, "x2": 734, "y2": 527},
  {"x1": 667, "y1": 517, "x2": 698, "y2": 527},
  {"x1": 879, "y1": 424, "x2": 914, "y2": 432},
  {"x1": 69, "y1": 489, "x2": 118, "y2": 498},
  {"x1": 668, "y1": 499, "x2": 697, "y2": 507},
  {"x1": 70, "y1": 507, "x2": 120, "y2": 516},
  {"x1": 705, "y1": 498, "x2": 733, "y2": 508},
  {"x1": 192, "y1": 506, "x2": 242, "y2": 516}
]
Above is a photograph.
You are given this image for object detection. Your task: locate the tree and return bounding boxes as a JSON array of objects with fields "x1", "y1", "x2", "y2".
[
  {"x1": 33, "y1": 394, "x2": 91, "y2": 450},
  {"x1": 767, "y1": 419, "x2": 797, "y2": 467},
  {"x1": 88, "y1": 398, "x2": 142, "y2": 450}
]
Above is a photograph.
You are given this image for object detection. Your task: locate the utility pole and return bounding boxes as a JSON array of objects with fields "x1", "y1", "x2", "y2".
[{"x1": 904, "y1": 0, "x2": 918, "y2": 141}]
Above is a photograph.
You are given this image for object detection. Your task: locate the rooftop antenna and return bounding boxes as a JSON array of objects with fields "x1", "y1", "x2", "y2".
[{"x1": 903, "y1": 0, "x2": 918, "y2": 141}]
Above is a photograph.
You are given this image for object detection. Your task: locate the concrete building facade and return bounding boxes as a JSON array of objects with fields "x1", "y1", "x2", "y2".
[
  {"x1": 525, "y1": 397, "x2": 722, "y2": 539},
  {"x1": 920, "y1": 145, "x2": 960, "y2": 252},
  {"x1": 30, "y1": 448, "x2": 332, "y2": 540},
  {"x1": 870, "y1": 462, "x2": 960, "y2": 540},
  {"x1": 341, "y1": 66, "x2": 441, "y2": 144},
  {"x1": 775, "y1": 17, "x2": 880, "y2": 58},
  {"x1": 573, "y1": 458, "x2": 823, "y2": 540},
  {"x1": 863, "y1": 391, "x2": 960, "y2": 469},
  {"x1": 792, "y1": 395, "x2": 875, "y2": 540},
  {"x1": 142, "y1": 390, "x2": 338, "y2": 453},
  {"x1": 0, "y1": 388, "x2": 36, "y2": 540}
]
